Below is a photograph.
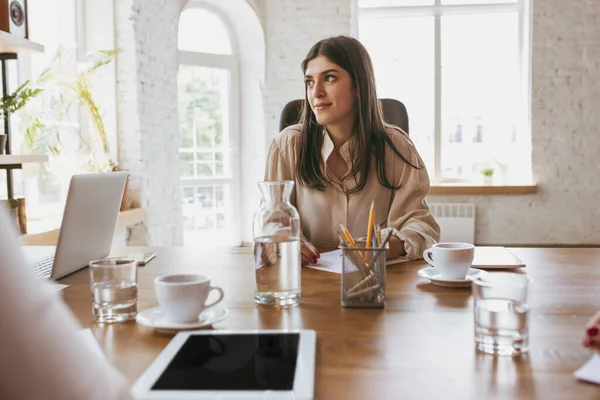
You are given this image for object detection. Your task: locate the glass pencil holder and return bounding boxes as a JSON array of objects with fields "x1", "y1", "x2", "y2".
[{"x1": 340, "y1": 241, "x2": 387, "y2": 308}]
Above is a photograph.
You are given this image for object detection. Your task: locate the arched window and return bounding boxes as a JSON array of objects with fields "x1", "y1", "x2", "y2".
[{"x1": 178, "y1": 4, "x2": 240, "y2": 247}]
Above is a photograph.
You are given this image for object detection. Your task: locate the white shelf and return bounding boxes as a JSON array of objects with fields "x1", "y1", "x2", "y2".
[
  {"x1": 0, "y1": 154, "x2": 48, "y2": 165},
  {"x1": 0, "y1": 31, "x2": 44, "y2": 53}
]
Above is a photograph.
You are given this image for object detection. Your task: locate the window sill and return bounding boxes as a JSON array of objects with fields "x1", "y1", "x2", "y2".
[{"x1": 430, "y1": 183, "x2": 538, "y2": 196}]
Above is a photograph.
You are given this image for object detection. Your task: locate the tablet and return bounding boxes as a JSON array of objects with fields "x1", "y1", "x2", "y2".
[{"x1": 131, "y1": 329, "x2": 316, "y2": 400}]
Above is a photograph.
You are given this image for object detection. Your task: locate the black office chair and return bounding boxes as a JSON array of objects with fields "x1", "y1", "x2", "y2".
[{"x1": 278, "y1": 98, "x2": 410, "y2": 134}]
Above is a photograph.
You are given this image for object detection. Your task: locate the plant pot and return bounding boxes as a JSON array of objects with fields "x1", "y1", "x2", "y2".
[
  {"x1": 16, "y1": 197, "x2": 27, "y2": 234},
  {"x1": 0, "y1": 135, "x2": 6, "y2": 155},
  {"x1": 1, "y1": 198, "x2": 22, "y2": 233},
  {"x1": 483, "y1": 175, "x2": 494, "y2": 185}
]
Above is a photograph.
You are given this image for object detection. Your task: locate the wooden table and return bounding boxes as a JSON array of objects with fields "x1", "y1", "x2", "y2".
[{"x1": 58, "y1": 247, "x2": 600, "y2": 399}]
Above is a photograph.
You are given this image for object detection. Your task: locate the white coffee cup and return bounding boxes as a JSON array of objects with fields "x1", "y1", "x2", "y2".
[
  {"x1": 423, "y1": 242, "x2": 475, "y2": 280},
  {"x1": 154, "y1": 274, "x2": 225, "y2": 323}
]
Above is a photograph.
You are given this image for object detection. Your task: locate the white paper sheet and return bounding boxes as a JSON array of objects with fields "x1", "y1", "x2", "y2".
[
  {"x1": 304, "y1": 249, "x2": 411, "y2": 274},
  {"x1": 305, "y1": 250, "x2": 344, "y2": 274},
  {"x1": 574, "y1": 353, "x2": 600, "y2": 385}
]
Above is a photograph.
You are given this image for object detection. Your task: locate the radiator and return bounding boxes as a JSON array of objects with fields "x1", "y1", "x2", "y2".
[{"x1": 429, "y1": 203, "x2": 475, "y2": 243}]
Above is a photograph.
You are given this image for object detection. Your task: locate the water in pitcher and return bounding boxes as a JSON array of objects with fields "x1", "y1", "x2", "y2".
[
  {"x1": 474, "y1": 298, "x2": 529, "y2": 355},
  {"x1": 254, "y1": 236, "x2": 301, "y2": 307}
]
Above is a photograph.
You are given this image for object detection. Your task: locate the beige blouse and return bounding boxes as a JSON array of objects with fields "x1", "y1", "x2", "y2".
[{"x1": 265, "y1": 124, "x2": 440, "y2": 259}]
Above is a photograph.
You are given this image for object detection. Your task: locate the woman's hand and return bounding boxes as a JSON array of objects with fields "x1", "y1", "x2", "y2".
[
  {"x1": 301, "y1": 239, "x2": 320, "y2": 266},
  {"x1": 583, "y1": 311, "x2": 600, "y2": 352},
  {"x1": 254, "y1": 241, "x2": 278, "y2": 268},
  {"x1": 386, "y1": 235, "x2": 405, "y2": 260}
]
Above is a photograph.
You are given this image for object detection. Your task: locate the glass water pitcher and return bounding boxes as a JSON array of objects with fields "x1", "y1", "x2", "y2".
[{"x1": 253, "y1": 181, "x2": 301, "y2": 306}]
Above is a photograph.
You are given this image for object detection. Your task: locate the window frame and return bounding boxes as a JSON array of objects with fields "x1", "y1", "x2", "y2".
[
  {"x1": 178, "y1": 2, "x2": 241, "y2": 246},
  {"x1": 356, "y1": 0, "x2": 531, "y2": 183}
]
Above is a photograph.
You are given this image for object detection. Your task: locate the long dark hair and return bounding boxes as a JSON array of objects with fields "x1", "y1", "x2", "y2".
[{"x1": 297, "y1": 35, "x2": 422, "y2": 194}]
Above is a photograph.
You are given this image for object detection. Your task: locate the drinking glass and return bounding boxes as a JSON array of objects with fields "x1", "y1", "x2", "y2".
[
  {"x1": 89, "y1": 258, "x2": 138, "y2": 323},
  {"x1": 473, "y1": 273, "x2": 529, "y2": 356}
]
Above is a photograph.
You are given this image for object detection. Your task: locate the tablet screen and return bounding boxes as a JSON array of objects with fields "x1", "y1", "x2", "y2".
[{"x1": 151, "y1": 333, "x2": 300, "y2": 391}]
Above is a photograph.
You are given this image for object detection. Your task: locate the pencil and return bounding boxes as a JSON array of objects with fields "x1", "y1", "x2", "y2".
[
  {"x1": 338, "y1": 234, "x2": 376, "y2": 285},
  {"x1": 365, "y1": 231, "x2": 393, "y2": 273},
  {"x1": 340, "y1": 223, "x2": 357, "y2": 247},
  {"x1": 338, "y1": 234, "x2": 369, "y2": 275},
  {"x1": 366, "y1": 202, "x2": 375, "y2": 248},
  {"x1": 372, "y1": 223, "x2": 378, "y2": 248},
  {"x1": 347, "y1": 271, "x2": 375, "y2": 294},
  {"x1": 346, "y1": 284, "x2": 380, "y2": 299}
]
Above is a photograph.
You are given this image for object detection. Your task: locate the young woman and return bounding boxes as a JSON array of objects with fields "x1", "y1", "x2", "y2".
[{"x1": 265, "y1": 35, "x2": 440, "y2": 265}]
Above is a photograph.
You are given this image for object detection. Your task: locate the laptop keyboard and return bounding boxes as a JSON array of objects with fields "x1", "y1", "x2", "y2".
[{"x1": 33, "y1": 254, "x2": 54, "y2": 279}]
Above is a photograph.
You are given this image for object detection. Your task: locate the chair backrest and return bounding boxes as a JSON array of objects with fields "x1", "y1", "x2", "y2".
[{"x1": 278, "y1": 98, "x2": 409, "y2": 134}]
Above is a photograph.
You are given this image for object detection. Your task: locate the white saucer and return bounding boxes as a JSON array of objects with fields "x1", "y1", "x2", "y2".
[
  {"x1": 136, "y1": 305, "x2": 229, "y2": 331},
  {"x1": 417, "y1": 267, "x2": 487, "y2": 288}
]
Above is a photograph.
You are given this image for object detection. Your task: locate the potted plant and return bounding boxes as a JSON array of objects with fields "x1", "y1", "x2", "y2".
[
  {"x1": 16, "y1": 49, "x2": 131, "y2": 209},
  {"x1": 481, "y1": 167, "x2": 494, "y2": 185},
  {"x1": 0, "y1": 81, "x2": 44, "y2": 234},
  {"x1": 0, "y1": 81, "x2": 43, "y2": 154},
  {"x1": 19, "y1": 50, "x2": 118, "y2": 170}
]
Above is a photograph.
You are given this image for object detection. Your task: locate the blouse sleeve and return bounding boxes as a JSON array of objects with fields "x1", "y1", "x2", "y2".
[
  {"x1": 265, "y1": 138, "x2": 294, "y2": 182},
  {"x1": 384, "y1": 149, "x2": 441, "y2": 259},
  {"x1": 265, "y1": 137, "x2": 300, "y2": 207}
]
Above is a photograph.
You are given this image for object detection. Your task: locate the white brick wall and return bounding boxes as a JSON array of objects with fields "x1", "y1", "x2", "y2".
[
  {"x1": 114, "y1": 0, "x2": 184, "y2": 246},
  {"x1": 260, "y1": 0, "x2": 352, "y2": 144}
]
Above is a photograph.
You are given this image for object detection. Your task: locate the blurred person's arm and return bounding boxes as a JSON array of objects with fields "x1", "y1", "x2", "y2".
[{"x1": 0, "y1": 210, "x2": 130, "y2": 400}]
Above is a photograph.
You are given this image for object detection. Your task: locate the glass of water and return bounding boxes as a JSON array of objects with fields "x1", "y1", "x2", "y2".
[
  {"x1": 473, "y1": 273, "x2": 529, "y2": 356},
  {"x1": 89, "y1": 258, "x2": 138, "y2": 323}
]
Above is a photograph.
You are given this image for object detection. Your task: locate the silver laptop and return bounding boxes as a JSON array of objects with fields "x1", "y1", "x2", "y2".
[{"x1": 24, "y1": 172, "x2": 128, "y2": 280}]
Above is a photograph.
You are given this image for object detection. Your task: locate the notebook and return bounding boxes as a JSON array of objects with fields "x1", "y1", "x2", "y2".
[{"x1": 471, "y1": 246, "x2": 526, "y2": 269}]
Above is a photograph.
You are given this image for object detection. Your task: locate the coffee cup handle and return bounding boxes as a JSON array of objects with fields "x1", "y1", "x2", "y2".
[
  {"x1": 204, "y1": 286, "x2": 225, "y2": 309},
  {"x1": 423, "y1": 249, "x2": 435, "y2": 266}
]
